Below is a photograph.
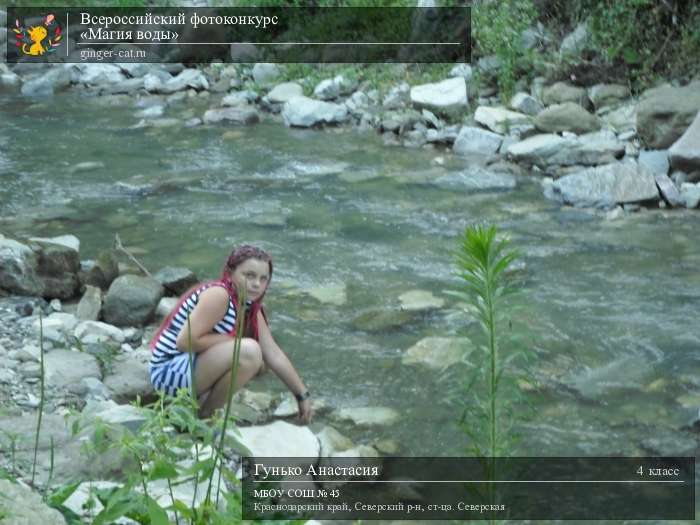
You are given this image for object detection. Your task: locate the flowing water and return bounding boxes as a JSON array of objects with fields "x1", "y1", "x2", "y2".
[{"x1": 1, "y1": 91, "x2": 699, "y2": 476}]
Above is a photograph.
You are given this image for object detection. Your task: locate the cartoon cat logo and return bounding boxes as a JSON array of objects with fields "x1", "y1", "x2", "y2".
[{"x1": 13, "y1": 14, "x2": 62, "y2": 57}]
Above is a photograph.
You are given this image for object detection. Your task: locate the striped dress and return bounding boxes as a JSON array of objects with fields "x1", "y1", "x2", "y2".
[{"x1": 149, "y1": 282, "x2": 237, "y2": 395}]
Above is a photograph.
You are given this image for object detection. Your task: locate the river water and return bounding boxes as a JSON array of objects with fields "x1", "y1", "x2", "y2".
[{"x1": 1, "y1": 91, "x2": 699, "y2": 478}]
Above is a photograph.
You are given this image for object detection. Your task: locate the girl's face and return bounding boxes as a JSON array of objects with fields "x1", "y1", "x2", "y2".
[{"x1": 230, "y1": 258, "x2": 270, "y2": 301}]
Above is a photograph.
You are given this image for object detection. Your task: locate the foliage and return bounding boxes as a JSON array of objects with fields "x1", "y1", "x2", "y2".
[{"x1": 472, "y1": 0, "x2": 537, "y2": 102}]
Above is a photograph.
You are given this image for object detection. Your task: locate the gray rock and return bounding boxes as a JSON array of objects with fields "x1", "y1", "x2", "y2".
[
  {"x1": 81, "y1": 249, "x2": 119, "y2": 290},
  {"x1": 0, "y1": 237, "x2": 42, "y2": 296},
  {"x1": 433, "y1": 167, "x2": 517, "y2": 191},
  {"x1": 236, "y1": 420, "x2": 320, "y2": 459},
  {"x1": 382, "y1": 82, "x2": 410, "y2": 109},
  {"x1": 135, "y1": 105, "x2": 164, "y2": 118},
  {"x1": 402, "y1": 336, "x2": 469, "y2": 370},
  {"x1": 560, "y1": 22, "x2": 590, "y2": 57},
  {"x1": 637, "y1": 82, "x2": 700, "y2": 148},
  {"x1": 103, "y1": 354, "x2": 152, "y2": 403},
  {"x1": 20, "y1": 66, "x2": 72, "y2": 97},
  {"x1": 0, "y1": 479, "x2": 67, "y2": 524},
  {"x1": 477, "y1": 55, "x2": 501, "y2": 75},
  {"x1": 156, "y1": 296, "x2": 178, "y2": 320},
  {"x1": 398, "y1": 290, "x2": 445, "y2": 312},
  {"x1": 76, "y1": 285, "x2": 102, "y2": 321},
  {"x1": 252, "y1": 62, "x2": 280, "y2": 84},
  {"x1": 73, "y1": 64, "x2": 125, "y2": 85},
  {"x1": 334, "y1": 407, "x2": 400, "y2": 427},
  {"x1": 74, "y1": 320, "x2": 125, "y2": 345},
  {"x1": 638, "y1": 150, "x2": 670, "y2": 175},
  {"x1": 266, "y1": 82, "x2": 303, "y2": 104},
  {"x1": 316, "y1": 426, "x2": 354, "y2": 456},
  {"x1": 509, "y1": 92, "x2": 543, "y2": 116},
  {"x1": 669, "y1": 110, "x2": 700, "y2": 171},
  {"x1": 548, "y1": 160, "x2": 659, "y2": 207},
  {"x1": 449, "y1": 63, "x2": 473, "y2": 81},
  {"x1": 81, "y1": 377, "x2": 112, "y2": 400},
  {"x1": 282, "y1": 96, "x2": 348, "y2": 127},
  {"x1": 535, "y1": 102, "x2": 600, "y2": 134},
  {"x1": 588, "y1": 83, "x2": 630, "y2": 109},
  {"x1": 222, "y1": 89, "x2": 258, "y2": 106},
  {"x1": 507, "y1": 134, "x2": 573, "y2": 165},
  {"x1": 410, "y1": 77, "x2": 467, "y2": 118},
  {"x1": 654, "y1": 173, "x2": 684, "y2": 207},
  {"x1": 542, "y1": 82, "x2": 588, "y2": 107},
  {"x1": 680, "y1": 182, "x2": 700, "y2": 208},
  {"x1": 602, "y1": 103, "x2": 637, "y2": 133},
  {"x1": 153, "y1": 266, "x2": 198, "y2": 296},
  {"x1": 474, "y1": 106, "x2": 532, "y2": 135},
  {"x1": 29, "y1": 235, "x2": 80, "y2": 276},
  {"x1": 380, "y1": 109, "x2": 422, "y2": 133},
  {"x1": 453, "y1": 125, "x2": 503, "y2": 155},
  {"x1": 202, "y1": 105, "x2": 260, "y2": 125},
  {"x1": 103, "y1": 275, "x2": 164, "y2": 327},
  {"x1": 45, "y1": 349, "x2": 101, "y2": 393},
  {"x1": 159, "y1": 68, "x2": 209, "y2": 94}
]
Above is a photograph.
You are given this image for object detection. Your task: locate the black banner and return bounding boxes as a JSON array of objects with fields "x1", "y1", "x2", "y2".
[
  {"x1": 242, "y1": 456, "x2": 696, "y2": 520},
  {"x1": 6, "y1": 7, "x2": 470, "y2": 63}
]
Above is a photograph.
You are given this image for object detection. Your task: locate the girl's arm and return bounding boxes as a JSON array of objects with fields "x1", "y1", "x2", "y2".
[
  {"x1": 257, "y1": 311, "x2": 312, "y2": 423},
  {"x1": 176, "y1": 286, "x2": 233, "y2": 352}
]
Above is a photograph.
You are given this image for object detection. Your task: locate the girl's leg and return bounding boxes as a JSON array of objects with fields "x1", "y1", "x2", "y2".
[{"x1": 194, "y1": 338, "x2": 263, "y2": 418}]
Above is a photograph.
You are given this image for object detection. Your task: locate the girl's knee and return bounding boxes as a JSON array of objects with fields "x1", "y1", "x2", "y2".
[{"x1": 240, "y1": 338, "x2": 263, "y2": 367}]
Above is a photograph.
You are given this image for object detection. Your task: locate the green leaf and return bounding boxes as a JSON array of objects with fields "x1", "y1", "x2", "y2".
[
  {"x1": 47, "y1": 480, "x2": 81, "y2": 506},
  {"x1": 146, "y1": 495, "x2": 170, "y2": 525},
  {"x1": 148, "y1": 458, "x2": 179, "y2": 481}
]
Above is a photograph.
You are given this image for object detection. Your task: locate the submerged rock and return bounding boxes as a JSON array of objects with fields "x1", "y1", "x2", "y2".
[
  {"x1": 334, "y1": 406, "x2": 400, "y2": 426},
  {"x1": 402, "y1": 336, "x2": 469, "y2": 370},
  {"x1": 398, "y1": 290, "x2": 445, "y2": 312}
]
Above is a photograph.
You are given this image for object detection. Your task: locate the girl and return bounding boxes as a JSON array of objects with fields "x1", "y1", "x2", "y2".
[{"x1": 149, "y1": 245, "x2": 312, "y2": 423}]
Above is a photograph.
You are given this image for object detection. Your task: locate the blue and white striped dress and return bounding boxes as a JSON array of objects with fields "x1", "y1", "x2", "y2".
[{"x1": 149, "y1": 283, "x2": 237, "y2": 395}]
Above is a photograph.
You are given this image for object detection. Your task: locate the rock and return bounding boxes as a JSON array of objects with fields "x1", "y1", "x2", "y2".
[
  {"x1": 305, "y1": 283, "x2": 347, "y2": 306},
  {"x1": 398, "y1": 290, "x2": 445, "y2": 312},
  {"x1": 152, "y1": 68, "x2": 209, "y2": 94},
  {"x1": 252, "y1": 63, "x2": 281, "y2": 84},
  {"x1": 669, "y1": 110, "x2": 700, "y2": 171},
  {"x1": 654, "y1": 173, "x2": 684, "y2": 207},
  {"x1": 640, "y1": 430, "x2": 698, "y2": 457},
  {"x1": 680, "y1": 182, "x2": 700, "y2": 208},
  {"x1": 637, "y1": 83, "x2": 700, "y2": 148},
  {"x1": 282, "y1": 96, "x2": 348, "y2": 127},
  {"x1": 0, "y1": 237, "x2": 42, "y2": 296},
  {"x1": 153, "y1": 266, "x2": 198, "y2": 296},
  {"x1": 74, "y1": 64, "x2": 125, "y2": 85},
  {"x1": 235, "y1": 420, "x2": 320, "y2": 459},
  {"x1": 235, "y1": 389, "x2": 276, "y2": 412},
  {"x1": 334, "y1": 407, "x2": 400, "y2": 427},
  {"x1": 588, "y1": 83, "x2": 630, "y2": 109},
  {"x1": 202, "y1": 105, "x2": 260, "y2": 125},
  {"x1": 81, "y1": 250, "x2": 119, "y2": 290},
  {"x1": 266, "y1": 82, "x2": 303, "y2": 104},
  {"x1": 82, "y1": 377, "x2": 112, "y2": 400},
  {"x1": 507, "y1": 133, "x2": 572, "y2": 165},
  {"x1": 313, "y1": 75, "x2": 355, "y2": 100},
  {"x1": 542, "y1": 82, "x2": 588, "y2": 107},
  {"x1": 45, "y1": 349, "x2": 101, "y2": 393},
  {"x1": 534, "y1": 102, "x2": 600, "y2": 134},
  {"x1": 560, "y1": 22, "x2": 590, "y2": 57},
  {"x1": 88, "y1": 399, "x2": 149, "y2": 433},
  {"x1": 409, "y1": 77, "x2": 468, "y2": 118},
  {"x1": 76, "y1": 285, "x2": 102, "y2": 321},
  {"x1": 381, "y1": 109, "x2": 422, "y2": 133},
  {"x1": 135, "y1": 105, "x2": 164, "y2": 118},
  {"x1": 62, "y1": 481, "x2": 122, "y2": 520},
  {"x1": 453, "y1": 126, "x2": 503, "y2": 156},
  {"x1": 402, "y1": 336, "x2": 468, "y2": 370},
  {"x1": 351, "y1": 309, "x2": 417, "y2": 333},
  {"x1": 383, "y1": 82, "x2": 410, "y2": 109},
  {"x1": 29, "y1": 236, "x2": 80, "y2": 280},
  {"x1": 449, "y1": 63, "x2": 473, "y2": 81},
  {"x1": 316, "y1": 426, "x2": 354, "y2": 456},
  {"x1": 103, "y1": 275, "x2": 164, "y2": 327},
  {"x1": 474, "y1": 106, "x2": 532, "y2": 135},
  {"x1": 103, "y1": 354, "x2": 152, "y2": 403},
  {"x1": 602, "y1": 103, "x2": 637, "y2": 133},
  {"x1": 222, "y1": 89, "x2": 258, "y2": 106},
  {"x1": 548, "y1": 160, "x2": 659, "y2": 207},
  {"x1": 0, "y1": 479, "x2": 67, "y2": 524},
  {"x1": 21, "y1": 66, "x2": 72, "y2": 97},
  {"x1": 559, "y1": 130, "x2": 625, "y2": 166},
  {"x1": 35, "y1": 312, "x2": 78, "y2": 339},
  {"x1": 638, "y1": 150, "x2": 670, "y2": 175},
  {"x1": 509, "y1": 92, "x2": 543, "y2": 116},
  {"x1": 156, "y1": 297, "x2": 178, "y2": 320}
]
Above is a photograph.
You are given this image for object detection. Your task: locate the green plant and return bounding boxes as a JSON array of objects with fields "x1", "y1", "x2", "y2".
[
  {"x1": 449, "y1": 224, "x2": 532, "y2": 522},
  {"x1": 31, "y1": 309, "x2": 46, "y2": 486},
  {"x1": 472, "y1": 0, "x2": 537, "y2": 102}
]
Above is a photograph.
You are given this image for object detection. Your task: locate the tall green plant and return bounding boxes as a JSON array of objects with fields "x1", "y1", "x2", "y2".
[{"x1": 453, "y1": 224, "x2": 526, "y2": 522}]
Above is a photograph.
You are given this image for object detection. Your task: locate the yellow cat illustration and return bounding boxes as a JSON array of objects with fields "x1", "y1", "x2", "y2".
[{"x1": 23, "y1": 25, "x2": 48, "y2": 56}]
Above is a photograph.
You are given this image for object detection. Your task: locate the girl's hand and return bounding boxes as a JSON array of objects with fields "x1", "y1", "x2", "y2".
[{"x1": 298, "y1": 398, "x2": 313, "y2": 424}]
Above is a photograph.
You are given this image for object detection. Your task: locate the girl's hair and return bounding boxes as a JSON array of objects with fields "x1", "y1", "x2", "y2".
[{"x1": 149, "y1": 244, "x2": 273, "y2": 349}]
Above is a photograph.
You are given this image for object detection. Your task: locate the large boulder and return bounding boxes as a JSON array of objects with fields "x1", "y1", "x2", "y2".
[
  {"x1": 637, "y1": 82, "x2": 700, "y2": 148},
  {"x1": 29, "y1": 235, "x2": 81, "y2": 299},
  {"x1": 266, "y1": 81, "x2": 303, "y2": 104},
  {"x1": 235, "y1": 420, "x2": 320, "y2": 459},
  {"x1": 252, "y1": 62, "x2": 281, "y2": 84},
  {"x1": 73, "y1": 64, "x2": 126, "y2": 85},
  {"x1": 0, "y1": 237, "x2": 42, "y2": 296},
  {"x1": 103, "y1": 275, "x2": 163, "y2": 327},
  {"x1": 0, "y1": 479, "x2": 67, "y2": 524},
  {"x1": 453, "y1": 126, "x2": 503, "y2": 156},
  {"x1": 103, "y1": 354, "x2": 152, "y2": 403},
  {"x1": 509, "y1": 92, "x2": 543, "y2": 116},
  {"x1": 534, "y1": 102, "x2": 600, "y2": 134},
  {"x1": 402, "y1": 336, "x2": 469, "y2": 370},
  {"x1": 20, "y1": 65, "x2": 72, "y2": 97},
  {"x1": 409, "y1": 77, "x2": 468, "y2": 118},
  {"x1": 507, "y1": 133, "x2": 571, "y2": 165},
  {"x1": 669, "y1": 110, "x2": 700, "y2": 172},
  {"x1": 282, "y1": 96, "x2": 348, "y2": 127},
  {"x1": 202, "y1": 105, "x2": 260, "y2": 125},
  {"x1": 588, "y1": 83, "x2": 630, "y2": 109},
  {"x1": 548, "y1": 160, "x2": 659, "y2": 207},
  {"x1": 508, "y1": 131, "x2": 623, "y2": 167}
]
